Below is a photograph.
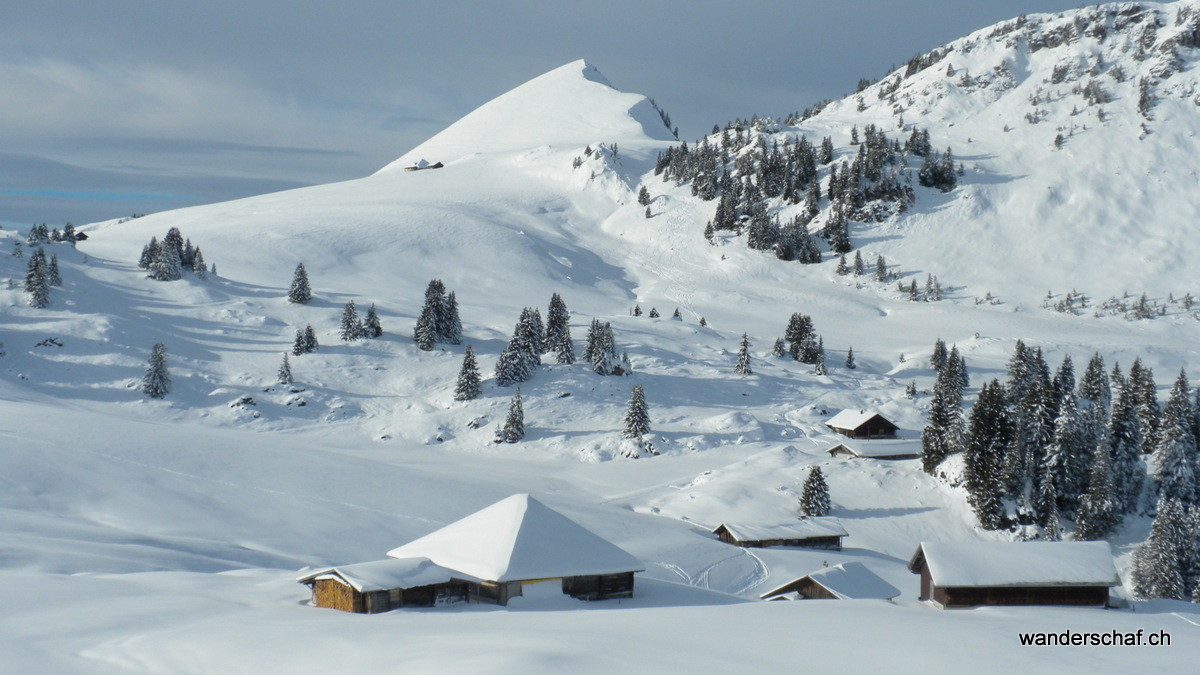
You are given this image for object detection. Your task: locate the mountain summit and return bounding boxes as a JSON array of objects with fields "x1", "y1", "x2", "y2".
[{"x1": 377, "y1": 59, "x2": 676, "y2": 172}]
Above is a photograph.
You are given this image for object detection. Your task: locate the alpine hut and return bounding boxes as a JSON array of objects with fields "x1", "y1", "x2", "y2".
[
  {"x1": 759, "y1": 562, "x2": 900, "y2": 601},
  {"x1": 712, "y1": 517, "x2": 847, "y2": 550},
  {"x1": 825, "y1": 409, "x2": 899, "y2": 439},
  {"x1": 826, "y1": 440, "x2": 919, "y2": 460},
  {"x1": 298, "y1": 558, "x2": 477, "y2": 613},
  {"x1": 907, "y1": 541, "x2": 1119, "y2": 609}
]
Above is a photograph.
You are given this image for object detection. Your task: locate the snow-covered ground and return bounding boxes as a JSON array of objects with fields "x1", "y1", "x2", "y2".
[{"x1": 4, "y1": 4, "x2": 1200, "y2": 669}]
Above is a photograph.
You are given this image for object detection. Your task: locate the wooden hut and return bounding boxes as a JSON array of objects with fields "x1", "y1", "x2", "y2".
[
  {"x1": 712, "y1": 517, "x2": 847, "y2": 550},
  {"x1": 825, "y1": 410, "x2": 899, "y2": 439},
  {"x1": 383, "y1": 494, "x2": 644, "y2": 606},
  {"x1": 759, "y1": 562, "x2": 900, "y2": 601},
  {"x1": 907, "y1": 541, "x2": 1119, "y2": 609},
  {"x1": 826, "y1": 440, "x2": 919, "y2": 460},
  {"x1": 297, "y1": 558, "x2": 475, "y2": 613}
]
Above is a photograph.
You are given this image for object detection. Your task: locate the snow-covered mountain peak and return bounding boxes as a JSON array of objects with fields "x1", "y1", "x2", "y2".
[{"x1": 377, "y1": 59, "x2": 676, "y2": 172}]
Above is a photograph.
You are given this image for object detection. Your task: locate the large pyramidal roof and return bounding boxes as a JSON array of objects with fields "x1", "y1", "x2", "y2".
[{"x1": 386, "y1": 494, "x2": 644, "y2": 582}]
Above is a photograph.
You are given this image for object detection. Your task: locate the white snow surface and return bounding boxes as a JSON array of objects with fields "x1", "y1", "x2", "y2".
[
  {"x1": 828, "y1": 439, "x2": 922, "y2": 458},
  {"x1": 385, "y1": 494, "x2": 644, "y2": 581},
  {"x1": 297, "y1": 557, "x2": 474, "y2": 592},
  {"x1": 912, "y1": 541, "x2": 1121, "y2": 587},
  {"x1": 761, "y1": 561, "x2": 901, "y2": 600},
  {"x1": 715, "y1": 517, "x2": 848, "y2": 542},
  {"x1": 825, "y1": 409, "x2": 891, "y2": 431},
  {"x1": 3, "y1": 3, "x2": 1200, "y2": 670}
]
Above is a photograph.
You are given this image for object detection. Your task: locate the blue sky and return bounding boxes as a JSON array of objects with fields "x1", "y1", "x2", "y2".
[{"x1": 0, "y1": 1, "x2": 1083, "y2": 224}]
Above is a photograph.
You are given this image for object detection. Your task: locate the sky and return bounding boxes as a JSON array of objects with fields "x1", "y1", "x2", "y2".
[{"x1": 0, "y1": 0, "x2": 1086, "y2": 225}]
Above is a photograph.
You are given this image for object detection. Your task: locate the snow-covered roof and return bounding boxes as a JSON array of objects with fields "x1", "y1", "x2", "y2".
[
  {"x1": 297, "y1": 557, "x2": 476, "y2": 593},
  {"x1": 386, "y1": 494, "x2": 644, "y2": 582},
  {"x1": 908, "y1": 541, "x2": 1120, "y2": 588},
  {"x1": 827, "y1": 440, "x2": 919, "y2": 458},
  {"x1": 713, "y1": 517, "x2": 848, "y2": 542},
  {"x1": 825, "y1": 409, "x2": 895, "y2": 430},
  {"x1": 760, "y1": 562, "x2": 900, "y2": 600}
]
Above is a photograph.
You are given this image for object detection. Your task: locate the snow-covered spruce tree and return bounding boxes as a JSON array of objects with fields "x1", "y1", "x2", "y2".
[
  {"x1": 672, "y1": 308, "x2": 682, "y2": 320},
  {"x1": 845, "y1": 347, "x2": 856, "y2": 370},
  {"x1": 632, "y1": 304, "x2": 642, "y2": 317},
  {"x1": 835, "y1": 253, "x2": 849, "y2": 275},
  {"x1": 772, "y1": 338, "x2": 786, "y2": 358},
  {"x1": 554, "y1": 324, "x2": 575, "y2": 365},
  {"x1": 496, "y1": 388, "x2": 525, "y2": 443},
  {"x1": 340, "y1": 301, "x2": 362, "y2": 341},
  {"x1": 454, "y1": 345, "x2": 481, "y2": 401},
  {"x1": 1034, "y1": 465, "x2": 1060, "y2": 535},
  {"x1": 546, "y1": 293, "x2": 570, "y2": 357},
  {"x1": 1077, "y1": 352, "x2": 1112, "y2": 415},
  {"x1": 24, "y1": 248, "x2": 50, "y2": 308},
  {"x1": 414, "y1": 304, "x2": 436, "y2": 351},
  {"x1": 623, "y1": 385, "x2": 651, "y2": 440},
  {"x1": 191, "y1": 249, "x2": 207, "y2": 279},
  {"x1": 288, "y1": 263, "x2": 312, "y2": 304},
  {"x1": 141, "y1": 343, "x2": 171, "y2": 399},
  {"x1": 494, "y1": 344, "x2": 523, "y2": 387},
  {"x1": 648, "y1": 308, "x2": 660, "y2": 318},
  {"x1": 906, "y1": 381, "x2": 918, "y2": 399},
  {"x1": 930, "y1": 338, "x2": 948, "y2": 371},
  {"x1": 527, "y1": 307, "x2": 546, "y2": 354},
  {"x1": 420, "y1": 279, "x2": 448, "y2": 342},
  {"x1": 138, "y1": 238, "x2": 158, "y2": 269},
  {"x1": 444, "y1": 292, "x2": 463, "y2": 345},
  {"x1": 1005, "y1": 373, "x2": 1056, "y2": 509},
  {"x1": 812, "y1": 337, "x2": 827, "y2": 375},
  {"x1": 874, "y1": 255, "x2": 887, "y2": 282},
  {"x1": 1129, "y1": 358, "x2": 1161, "y2": 451},
  {"x1": 292, "y1": 329, "x2": 306, "y2": 356},
  {"x1": 637, "y1": 185, "x2": 651, "y2": 206},
  {"x1": 148, "y1": 237, "x2": 182, "y2": 281},
  {"x1": 47, "y1": 253, "x2": 62, "y2": 286},
  {"x1": 302, "y1": 325, "x2": 319, "y2": 353},
  {"x1": 699, "y1": 316, "x2": 707, "y2": 327},
  {"x1": 922, "y1": 347, "x2": 966, "y2": 475},
  {"x1": 800, "y1": 466, "x2": 831, "y2": 517},
  {"x1": 1153, "y1": 370, "x2": 1197, "y2": 509},
  {"x1": 1132, "y1": 499, "x2": 1188, "y2": 600},
  {"x1": 277, "y1": 352, "x2": 293, "y2": 385},
  {"x1": 364, "y1": 303, "x2": 383, "y2": 338},
  {"x1": 964, "y1": 380, "x2": 1010, "y2": 529},
  {"x1": 1074, "y1": 435, "x2": 1122, "y2": 540},
  {"x1": 1040, "y1": 393, "x2": 1083, "y2": 516},
  {"x1": 734, "y1": 333, "x2": 752, "y2": 375},
  {"x1": 1109, "y1": 379, "x2": 1145, "y2": 514},
  {"x1": 852, "y1": 251, "x2": 864, "y2": 276}
]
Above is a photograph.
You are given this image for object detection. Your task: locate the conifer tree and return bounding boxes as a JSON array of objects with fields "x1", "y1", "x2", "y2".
[
  {"x1": 292, "y1": 328, "x2": 307, "y2": 356},
  {"x1": 772, "y1": 338, "x2": 786, "y2": 358},
  {"x1": 1132, "y1": 499, "x2": 1188, "y2": 599},
  {"x1": 303, "y1": 325, "x2": 319, "y2": 353},
  {"x1": 138, "y1": 238, "x2": 157, "y2": 269},
  {"x1": 672, "y1": 308, "x2": 682, "y2": 320},
  {"x1": 836, "y1": 253, "x2": 849, "y2": 275},
  {"x1": 1041, "y1": 394, "x2": 1083, "y2": 514},
  {"x1": 1153, "y1": 370, "x2": 1197, "y2": 508},
  {"x1": 546, "y1": 293, "x2": 571, "y2": 357},
  {"x1": 633, "y1": 304, "x2": 642, "y2": 317},
  {"x1": 964, "y1": 380, "x2": 1010, "y2": 529},
  {"x1": 444, "y1": 292, "x2": 462, "y2": 345},
  {"x1": 930, "y1": 338, "x2": 948, "y2": 371},
  {"x1": 1109, "y1": 380, "x2": 1144, "y2": 513},
  {"x1": 191, "y1": 249, "x2": 207, "y2": 279},
  {"x1": 800, "y1": 466, "x2": 831, "y2": 517},
  {"x1": 734, "y1": 333, "x2": 752, "y2": 375},
  {"x1": 637, "y1": 185, "x2": 651, "y2": 206},
  {"x1": 496, "y1": 389, "x2": 525, "y2": 443},
  {"x1": 364, "y1": 303, "x2": 383, "y2": 338},
  {"x1": 845, "y1": 347, "x2": 856, "y2": 370},
  {"x1": 906, "y1": 381, "x2": 918, "y2": 399},
  {"x1": 1075, "y1": 435, "x2": 1122, "y2": 540},
  {"x1": 699, "y1": 316, "x2": 707, "y2": 327},
  {"x1": 623, "y1": 385, "x2": 651, "y2": 439},
  {"x1": 288, "y1": 263, "x2": 312, "y2": 304},
  {"x1": 1129, "y1": 358, "x2": 1161, "y2": 452},
  {"x1": 340, "y1": 301, "x2": 362, "y2": 341},
  {"x1": 812, "y1": 337, "x2": 827, "y2": 375},
  {"x1": 148, "y1": 238, "x2": 182, "y2": 281},
  {"x1": 278, "y1": 352, "x2": 293, "y2": 385},
  {"x1": 922, "y1": 347, "x2": 966, "y2": 474},
  {"x1": 47, "y1": 253, "x2": 62, "y2": 286},
  {"x1": 874, "y1": 254, "x2": 888, "y2": 282},
  {"x1": 454, "y1": 345, "x2": 482, "y2": 401},
  {"x1": 141, "y1": 343, "x2": 171, "y2": 399},
  {"x1": 1077, "y1": 353, "x2": 1111, "y2": 414},
  {"x1": 648, "y1": 308, "x2": 660, "y2": 318},
  {"x1": 852, "y1": 251, "x2": 864, "y2": 276},
  {"x1": 414, "y1": 305, "x2": 436, "y2": 351},
  {"x1": 24, "y1": 248, "x2": 50, "y2": 308}
]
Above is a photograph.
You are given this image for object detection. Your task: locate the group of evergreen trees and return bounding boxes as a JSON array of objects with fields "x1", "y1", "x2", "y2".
[
  {"x1": 23, "y1": 247, "x2": 61, "y2": 308},
  {"x1": 1131, "y1": 498, "x2": 1200, "y2": 601},
  {"x1": 583, "y1": 319, "x2": 630, "y2": 376},
  {"x1": 340, "y1": 301, "x2": 383, "y2": 341},
  {"x1": 924, "y1": 337, "x2": 1200, "y2": 549},
  {"x1": 415, "y1": 280, "x2": 462, "y2": 350},
  {"x1": 781, "y1": 312, "x2": 826, "y2": 373},
  {"x1": 138, "y1": 227, "x2": 209, "y2": 281}
]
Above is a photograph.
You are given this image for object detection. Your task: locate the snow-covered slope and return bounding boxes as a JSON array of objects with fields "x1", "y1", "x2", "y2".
[{"x1": 3, "y1": 4, "x2": 1200, "y2": 671}]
